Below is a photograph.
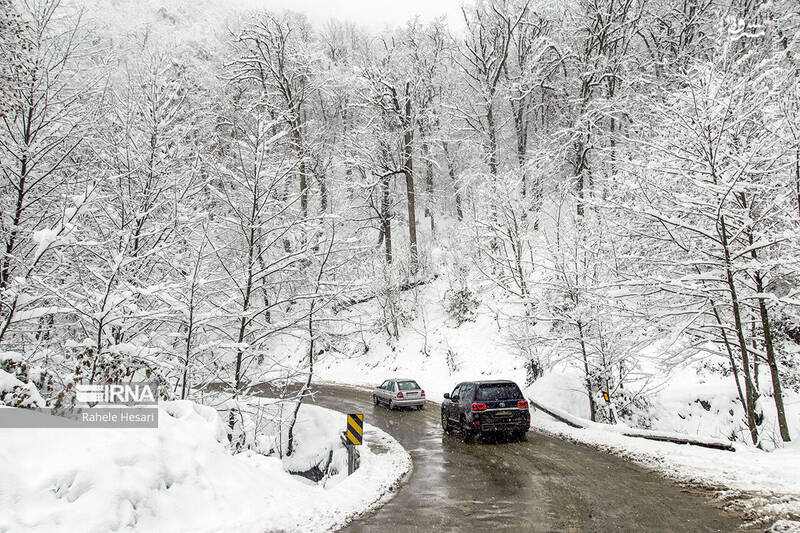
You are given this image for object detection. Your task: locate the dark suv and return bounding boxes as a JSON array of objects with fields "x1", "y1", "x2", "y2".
[{"x1": 441, "y1": 380, "x2": 530, "y2": 442}]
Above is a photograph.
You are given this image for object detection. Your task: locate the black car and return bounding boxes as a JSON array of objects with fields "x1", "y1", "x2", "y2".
[{"x1": 441, "y1": 380, "x2": 530, "y2": 442}]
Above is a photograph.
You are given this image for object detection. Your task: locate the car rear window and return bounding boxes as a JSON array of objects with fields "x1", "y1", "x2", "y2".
[
  {"x1": 397, "y1": 381, "x2": 420, "y2": 391},
  {"x1": 476, "y1": 383, "x2": 522, "y2": 401}
]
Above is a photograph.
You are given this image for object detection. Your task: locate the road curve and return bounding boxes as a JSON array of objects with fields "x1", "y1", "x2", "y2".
[{"x1": 307, "y1": 384, "x2": 751, "y2": 532}]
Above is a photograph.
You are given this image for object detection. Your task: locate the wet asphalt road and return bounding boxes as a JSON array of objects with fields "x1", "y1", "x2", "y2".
[{"x1": 308, "y1": 384, "x2": 752, "y2": 533}]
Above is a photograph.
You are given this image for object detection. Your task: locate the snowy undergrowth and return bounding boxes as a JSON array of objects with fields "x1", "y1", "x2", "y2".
[
  {"x1": 0, "y1": 368, "x2": 44, "y2": 409},
  {"x1": 0, "y1": 401, "x2": 411, "y2": 533}
]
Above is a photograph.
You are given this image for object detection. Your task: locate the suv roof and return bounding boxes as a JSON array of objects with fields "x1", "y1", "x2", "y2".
[{"x1": 464, "y1": 379, "x2": 517, "y2": 385}]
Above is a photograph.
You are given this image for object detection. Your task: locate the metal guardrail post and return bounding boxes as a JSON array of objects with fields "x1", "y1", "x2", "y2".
[
  {"x1": 340, "y1": 432, "x2": 360, "y2": 475},
  {"x1": 340, "y1": 413, "x2": 362, "y2": 475},
  {"x1": 349, "y1": 443, "x2": 355, "y2": 475}
]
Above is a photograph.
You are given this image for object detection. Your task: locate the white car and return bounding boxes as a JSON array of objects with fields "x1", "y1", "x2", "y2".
[{"x1": 372, "y1": 378, "x2": 426, "y2": 410}]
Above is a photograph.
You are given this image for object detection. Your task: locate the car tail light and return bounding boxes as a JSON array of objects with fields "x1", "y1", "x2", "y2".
[
  {"x1": 471, "y1": 402, "x2": 487, "y2": 411},
  {"x1": 420, "y1": 390, "x2": 425, "y2": 396},
  {"x1": 518, "y1": 400, "x2": 529, "y2": 409},
  {"x1": 396, "y1": 391, "x2": 404, "y2": 399}
]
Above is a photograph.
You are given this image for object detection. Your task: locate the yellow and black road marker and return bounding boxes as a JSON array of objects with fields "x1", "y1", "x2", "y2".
[{"x1": 346, "y1": 413, "x2": 363, "y2": 445}]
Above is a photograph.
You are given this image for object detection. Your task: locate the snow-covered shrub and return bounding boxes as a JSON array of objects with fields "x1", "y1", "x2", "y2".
[
  {"x1": 1, "y1": 355, "x2": 28, "y2": 381},
  {"x1": 445, "y1": 287, "x2": 479, "y2": 326},
  {"x1": 0, "y1": 368, "x2": 44, "y2": 408},
  {"x1": 51, "y1": 347, "x2": 173, "y2": 408},
  {"x1": 697, "y1": 358, "x2": 733, "y2": 377},
  {"x1": 524, "y1": 356, "x2": 544, "y2": 386},
  {"x1": 446, "y1": 348, "x2": 461, "y2": 374},
  {"x1": 779, "y1": 352, "x2": 800, "y2": 394},
  {"x1": 378, "y1": 287, "x2": 418, "y2": 339},
  {"x1": 616, "y1": 391, "x2": 654, "y2": 430},
  {"x1": 0, "y1": 357, "x2": 44, "y2": 407},
  {"x1": 279, "y1": 404, "x2": 349, "y2": 484}
]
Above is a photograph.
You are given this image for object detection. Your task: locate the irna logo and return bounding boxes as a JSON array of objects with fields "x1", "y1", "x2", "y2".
[{"x1": 76, "y1": 382, "x2": 158, "y2": 405}]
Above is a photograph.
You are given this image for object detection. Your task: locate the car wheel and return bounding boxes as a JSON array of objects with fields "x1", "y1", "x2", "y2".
[
  {"x1": 461, "y1": 416, "x2": 475, "y2": 443},
  {"x1": 373, "y1": 395, "x2": 379, "y2": 406},
  {"x1": 441, "y1": 411, "x2": 451, "y2": 433},
  {"x1": 514, "y1": 430, "x2": 527, "y2": 442},
  {"x1": 388, "y1": 400, "x2": 394, "y2": 410},
  {"x1": 417, "y1": 404, "x2": 424, "y2": 411}
]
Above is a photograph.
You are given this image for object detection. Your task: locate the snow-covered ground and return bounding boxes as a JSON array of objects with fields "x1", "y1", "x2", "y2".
[{"x1": 0, "y1": 401, "x2": 411, "y2": 532}]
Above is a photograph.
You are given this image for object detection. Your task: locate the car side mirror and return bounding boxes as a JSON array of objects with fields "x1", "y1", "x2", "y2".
[{"x1": 443, "y1": 393, "x2": 450, "y2": 399}]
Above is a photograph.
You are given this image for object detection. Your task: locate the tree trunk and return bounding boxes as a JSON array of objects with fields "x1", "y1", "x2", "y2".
[
  {"x1": 574, "y1": 80, "x2": 592, "y2": 218},
  {"x1": 403, "y1": 89, "x2": 418, "y2": 273},
  {"x1": 287, "y1": 231, "x2": 331, "y2": 457},
  {"x1": 740, "y1": 192, "x2": 786, "y2": 441},
  {"x1": 511, "y1": 95, "x2": 528, "y2": 198},
  {"x1": 233, "y1": 202, "x2": 257, "y2": 427},
  {"x1": 486, "y1": 96, "x2": 500, "y2": 253},
  {"x1": 442, "y1": 142, "x2": 463, "y2": 221},
  {"x1": 421, "y1": 138, "x2": 435, "y2": 234},
  {"x1": 1, "y1": 151, "x2": 28, "y2": 290},
  {"x1": 719, "y1": 214, "x2": 760, "y2": 445},
  {"x1": 795, "y1": 145, "x2": 799, "y2": 219},
  {"x1": 575, "y1": 139, "x2": 589, "y2": 218},
  {"x1": 287, "y1": 300, "x2": 314, "y2": 457},
  {"x1": 577, "y1": 320, "x2": 596, "y2": 422},
  {"x1": 317, "y1": 168, "x2": 328, "y2": 213},
  {"x1": 381, "y1": 174, "x2": 393, "y2": 264},
  {"x1": 292, "y1": 122, "x2": 308, "y2": 219},
  {"x1": 181, "y1": 305, "x2": 194, "y2": 400},
  {"x1": 487, "y1": 99, "x2": 499, "y2": 177},
  {"x1": 713, "y1": 302, "x2": 749, "y2": 416},
  {"x1": 755, "y1": 275, "x2": 791, "y2": 442}
]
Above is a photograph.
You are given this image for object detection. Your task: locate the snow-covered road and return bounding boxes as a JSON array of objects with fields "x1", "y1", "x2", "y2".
[{"x1": 302, "y1": 383, "x2": 757, "y2": 532}]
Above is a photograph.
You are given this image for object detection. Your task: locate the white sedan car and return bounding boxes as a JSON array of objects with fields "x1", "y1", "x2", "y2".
[{"x1": 372, "y1": 378, "x2": 426, "y2": 410}]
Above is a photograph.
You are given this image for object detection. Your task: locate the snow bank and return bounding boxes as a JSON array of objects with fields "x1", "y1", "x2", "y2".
[
  {"x1": 0, "y1": 401, "x2": 411, "y2": 532},
  {"x1": 527, "y1": 367, "x2": 592, "y2": 419}
]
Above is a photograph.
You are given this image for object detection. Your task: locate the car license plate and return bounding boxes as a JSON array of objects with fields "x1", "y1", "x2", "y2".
[
  {"x1": 407, "y1": 392, "x2": 417, "y2": 397},
  {"x1": 495, "y1": 410, "x2": 512, "y2": 417}
]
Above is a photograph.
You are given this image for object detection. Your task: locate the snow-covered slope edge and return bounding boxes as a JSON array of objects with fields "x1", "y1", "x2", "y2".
[{"x1": 0, "y1": 401, "x2": 411, "y2": 533}]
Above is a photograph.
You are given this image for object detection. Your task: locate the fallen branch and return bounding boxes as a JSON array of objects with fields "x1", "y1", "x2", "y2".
[
  {"x1": 530, "y1": 399, "x2": 584, "y2": 428},
  {"x1": 618, "y1": 431, "x2": 735, "y2": 451},
  {"x1": 333, "y1": 275, "x2": 439, "y2": 312}
]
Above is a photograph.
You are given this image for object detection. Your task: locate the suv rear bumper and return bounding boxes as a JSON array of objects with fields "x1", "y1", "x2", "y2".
[{"x1": 478, "y1": 420, "x2": 529, "y2": 433}]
